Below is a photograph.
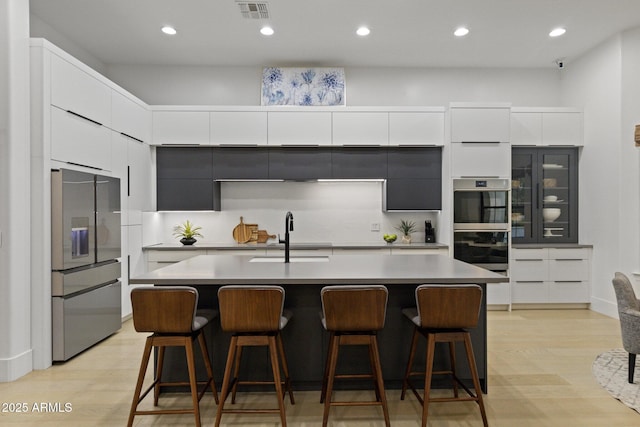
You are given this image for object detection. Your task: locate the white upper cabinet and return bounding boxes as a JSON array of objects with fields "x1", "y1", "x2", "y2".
[
  {"x1": 210, "y1": 111, "x2": 267, "y2": 146},
  {"x1": 450, "y1": 104, "x2": 510, "y2": 143},
  {"x1": 152, "y1": 111, "x2": 209, "y2": 145},
  {"x1": 511, "y1": 108, "x2": 583, "y2": 146},
  {"x1": 111, "y1": 91, "x2": 151, "y2": 143},
  {"x1": 50, "y1": 53, "x2": 111, "y2": 127},
  {"x1": 268, "y1": 111, "x2": 332, "y2": 145},
  {"x1": 389, "y1": 111, "x2": 445, "y2": 146},
  {"x1": 332, "y1": 112, "x2": 389, "y2": 146},
  {"x1": 450, "y1": 142, "x2": 511, "y2": 178},
  {"x1": 51, "y1": 106, "x2": 112, "y2": 171}
]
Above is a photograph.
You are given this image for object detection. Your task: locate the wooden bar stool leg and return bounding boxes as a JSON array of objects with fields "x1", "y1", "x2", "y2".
[
  {"x1": 448, "y1": 341, "x2": 459, "y2": 398},
  {"x1": 422, "y1": 333, "x2": 437, "y2": 427},
  {"x1": 401, "y1": 327, "x2": 420, "y2": 400},
  {"x1": 463, "y1": 333, "x2": 488, "y2": 427},
  {"x1": 322, "y1": 334, "x2": 340, "y2": 427},
  {"x1": 370, "y1": 336, "x2": 391, "y2": 427},
  {"x1": 231, "y1": 345, "x2": 243, "y2": 404},
  {"x1": 368, "y1": 338, "x2": 381, "y2": 402},
  {"x1": 320, "y1": 333, "x2": 336, "y2": 403},
  {"x1": 268, "y1": 335, "x2": 287, "y2": 427},
  {"x1": 215, "y1": 335, "x2": 238, "y2": 427},
  {"x1": 277, "y1": 333, "x2": 295, "y2": 404},
  {"x1": 185, "y1": 337, "x2": 202, "y2": 427},
  {"x1": 154, "y1": 344, "x2": 166, "y2": 405},
  {"x1": 127, "y1": 337, "x2": 154, "y2": 427},
  {"x1": 197, "y1": 331, "x2": 218, "y2": 404}
]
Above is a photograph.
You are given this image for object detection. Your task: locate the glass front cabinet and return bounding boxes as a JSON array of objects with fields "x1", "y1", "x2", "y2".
[{"x1": 511, "y1": 147, "x2": 578, "y2": 243}]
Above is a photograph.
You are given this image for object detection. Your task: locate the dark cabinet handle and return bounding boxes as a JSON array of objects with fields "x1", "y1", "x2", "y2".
[
  {"x1": 120, "y1": 132, "x2": 144, "y2": 143},
  {"x1": 66, "y1": 110, "x2": 103, "y2": 126}
]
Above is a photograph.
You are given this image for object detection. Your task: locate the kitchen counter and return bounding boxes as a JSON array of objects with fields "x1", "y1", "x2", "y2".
[
  {"x1": 143, "y1": 241, "x2": 449, "y2": 250},
  {"x1": 131, "y1": 254, "x2": 504, "y2": 393}
]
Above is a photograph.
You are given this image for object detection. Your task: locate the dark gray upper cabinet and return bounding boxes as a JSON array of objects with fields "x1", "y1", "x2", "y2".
[
  {"x1": 268, "y1": 147, "x2": 332, "y2": 180},
  {"x1": 332, "y1": 147, "x2": 387, "y2": 179},
  {"x1": 385, "y1": 178, "x2": 442, "y2": 211},
  {"x1": 156, "y1": 147, "x2": 213, "y2": 179},
  {"x1": 212, "y1": 147, "x2": 269, "y2": 179},
  {"x1": 387, "y1": 147, "x2": 441, "y2": 178},
  {"x1": 157, "y1": 179, "x2": 219, "y2": 211}
]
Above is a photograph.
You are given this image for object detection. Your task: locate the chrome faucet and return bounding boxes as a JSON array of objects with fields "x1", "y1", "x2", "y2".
[{"x1": 279, "y1": 211, "x2": 294, "y2": 263}]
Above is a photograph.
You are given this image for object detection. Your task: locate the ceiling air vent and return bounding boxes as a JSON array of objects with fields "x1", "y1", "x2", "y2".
[{"x1": 236, "y1": 1, "x2": 270, "y2": 20}]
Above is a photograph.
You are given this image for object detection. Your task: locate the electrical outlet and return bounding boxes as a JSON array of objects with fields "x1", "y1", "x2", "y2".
[{"x1": 370, "y1": 223, "x2": 381, "y2": 232}]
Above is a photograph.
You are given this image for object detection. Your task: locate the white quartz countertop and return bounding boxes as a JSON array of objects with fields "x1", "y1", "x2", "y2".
[
  {"x1": 143, "y1": 242, "x2": 449, "y2": 250},
  {"x1": 130, "y1": 254, "x2": 507, "y2": 285}
]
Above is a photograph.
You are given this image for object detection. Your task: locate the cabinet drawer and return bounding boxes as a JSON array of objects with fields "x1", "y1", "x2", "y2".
[
  {"x1": 511, "y1": 248, "x2": 548, "y2": 260},
  {"x1": 548, "y1": 259, "x2": 588, "y2": 281},
  {"x1": 548, "y1": 281, "x2": 589, "y2": 303},
  {"x1": 510, "y1": 259, "x2": 548, "y2": 281},
  {"x1": 50, "y1": 53, "x2": 111, "y2": 127},
  {"x1": 487, "y1": 282, "x2": 511, "y2": 305},
  {"x1": 511, "y1": 281, "x2": 548, "y2": 303},
  {"x1": 548, "y1": 248, "x2": 589, "y2": 260},
  {"x1": 51, "y1": 106, "x2": 112, "y2": 171},
  {"x1": 146, "y1": 250, "x2": 206, "y2": 262}
]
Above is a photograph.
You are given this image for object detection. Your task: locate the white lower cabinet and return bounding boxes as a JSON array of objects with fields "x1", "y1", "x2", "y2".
[
  {"x1": 487, "y1": 282, "x2": 511, "y2": 307},
  {"x1": 510, "y1": 247, "x2": 591, "y2": 305},
  {"x1": 146, "y1": 250, "x2": 207, "y2": 271}
]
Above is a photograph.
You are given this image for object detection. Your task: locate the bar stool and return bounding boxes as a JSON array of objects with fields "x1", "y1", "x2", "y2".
[
  {"x1": 319, "y1": 285, "x2": 390, "y2": 427},
  {"x1": 215, "y1": 285, "x2": 295, "y2": 427},
  {"x1": 127, "y1": 286, "x2": 218, "y2": 427},
  {"x1": 401, "y1": 284, "x2": 488, "y2": 427}
]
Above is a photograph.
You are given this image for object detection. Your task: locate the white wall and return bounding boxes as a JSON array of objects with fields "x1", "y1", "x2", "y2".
[
  {"x1": 105, "y1": 64, "x2": 562, "y2": 107},
  {"x1": 561, "y1": 32, "x2": 640, "y2": 317}
]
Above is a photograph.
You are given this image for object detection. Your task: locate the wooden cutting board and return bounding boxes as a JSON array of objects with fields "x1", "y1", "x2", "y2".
[
  {"x1": 256, "y1": 230, "x2": 276, "y2": 243},
  {"x1": 232, "y1": 216, "x2": 252, "y2": 243}
]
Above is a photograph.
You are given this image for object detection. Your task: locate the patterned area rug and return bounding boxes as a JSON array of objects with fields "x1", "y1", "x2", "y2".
[{"x1": 592, "y1": 348, "x2": 640, "y2": 413}]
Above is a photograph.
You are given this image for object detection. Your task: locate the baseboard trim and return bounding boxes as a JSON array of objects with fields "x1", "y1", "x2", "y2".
[
  {"x1": 0, "y1": 348, "x2": 33, "y2": 382},
  {"x1": 589, "y1": 297, "x2": 618, "y2": 318}
]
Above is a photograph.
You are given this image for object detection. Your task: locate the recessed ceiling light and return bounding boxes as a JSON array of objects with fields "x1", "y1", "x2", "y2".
[
  {"x1": 260, "y1": 26, "x2": 274, "y2": 36},
  {"x1": 549, "y1": 27, "x2": 566, "y2": 37},
  {"x1": 161, "y1": 26, "x2": 177, "y2": 35},
  {"x1": 356, "y1": 26, "x2": 370, "y2": 36},
  {"x1": 454, "y1": 27, "x2": 469, "y2": 37}
]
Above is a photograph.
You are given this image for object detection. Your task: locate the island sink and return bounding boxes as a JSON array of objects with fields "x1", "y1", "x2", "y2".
[{"x1": 249, "y1": 256, "x2": 329, "y2": 263}]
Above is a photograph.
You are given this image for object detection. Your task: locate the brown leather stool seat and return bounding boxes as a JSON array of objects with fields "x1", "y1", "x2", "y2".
[
  {"x1": 215, "y1": 285, "x2": 295, "y2": 427},
  {"x1": 401, "y1": 284, "x2": 488, "y2": 427},
  {"x1": 319, "y1": 285, "x2": 390, "y2": 427},
  {"x1": 127, "y1": 286, "x2": 218, "y2": 427}
]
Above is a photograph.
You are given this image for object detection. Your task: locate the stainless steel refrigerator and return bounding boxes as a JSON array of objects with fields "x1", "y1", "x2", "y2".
[{"x1": 51, "y1": 169, "x2": 122, "y2": 361}]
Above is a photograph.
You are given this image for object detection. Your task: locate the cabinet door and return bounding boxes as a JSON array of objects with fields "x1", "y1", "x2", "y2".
[
  {"x1": 128, "y1": 139, "x2": 153, "y2": 223},
  {"x1": 268, "y1": 147, "x2": 332, "y2": 179},
  {"x1": 539, "y1": 148, "x2": 578, "y2": 243},
  {"x1": 156, "y1": 147, "x2": 213, "y2": 179},
  {"x1": 542, "y1": 112, "x2": 582, "y2": 146},
  {"x1": 268, "y1": 112, "x2": 332, "y2": 146},
  {"x1": 451, "y1": 142, "x2": 511, "y2": 178},
  {"x1": 511, "y1": 148, "x2": 540, "y2": 243},
  {"x1": 511, "y1": 281, "x2": 548, "y2": 303},
  {"x1": 156, "y1": 179, "x2": 217, "y2": 211},
  {"x1": 511, "y1": 112, "x2": 542, "y2": 146},
  {"x1": 331, "y1": 147, "x2": 387, "y2": 178},
  {"x1": 51, "y1": 106, "x2": 112, "y2": 171},
  {"x1": 451, "y1": 107, "x2": 510, "y2": 143},
  {"x1": 152, "y1": 111, "x2": 209, "y2": 145},
  {"x1": 210, "y1": 111, "x2": 267, "y2": 146},
  {"x1": 112, "y1": 91, "x2": 150, "y2": 143},
  {"x1": 384, "y1": 178, "x2": 441, "y2": 211},
  {"x1": 110, "y1": 132, "x2": 130, "y2": 225},
  {"x1": 332, "y1": 112, "x2": 388, "y2": 146},
  {"x1": 388, "y1": 147, "x2": 441, "y2": 179},
  {"x1": 389, "y1": 112, "x2": 444, "y2": 146},
  {"x1": 212, "y1": 147, "x2": 269, "y2": 179},
  {"x1": 50, "y1": 53, "x2": 111, "y2": 127}
]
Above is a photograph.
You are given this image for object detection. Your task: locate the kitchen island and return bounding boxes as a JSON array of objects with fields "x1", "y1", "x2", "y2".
[{"x1": 130, "y1": 254, "x2": 507, "y2": 392}]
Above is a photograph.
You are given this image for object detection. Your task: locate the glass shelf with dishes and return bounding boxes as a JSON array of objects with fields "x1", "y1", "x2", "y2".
[{"x1": 511, "y1": 147, "x2": 578, "y2": 243}]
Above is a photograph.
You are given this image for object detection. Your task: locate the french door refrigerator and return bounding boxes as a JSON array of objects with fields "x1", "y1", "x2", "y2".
[{"x1": 51, "y1": 169, "x2": 121, "y2": 361}]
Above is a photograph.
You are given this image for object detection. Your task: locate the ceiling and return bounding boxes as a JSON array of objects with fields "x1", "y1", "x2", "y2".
[{"x1": 29, "y1": 0, "x2": 640, "y2": 69}]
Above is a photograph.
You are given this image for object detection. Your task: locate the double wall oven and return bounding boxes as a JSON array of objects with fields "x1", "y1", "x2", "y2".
[{"x1": 453, "y1": 178, "x2": 510, "y2": 273}]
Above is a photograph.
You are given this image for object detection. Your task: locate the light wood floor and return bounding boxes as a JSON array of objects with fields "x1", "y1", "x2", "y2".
[{"x1": 1, "y1": 309, "x2": 638, "y2": 426}]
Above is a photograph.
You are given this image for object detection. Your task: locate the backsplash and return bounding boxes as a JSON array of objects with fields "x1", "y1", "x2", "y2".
[{"x1": 142, "y1": 181, "x2": 441, "y2": 245}]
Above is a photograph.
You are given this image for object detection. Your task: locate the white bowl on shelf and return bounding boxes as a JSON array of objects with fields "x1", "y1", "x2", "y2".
[
  {"x1": 543, "y1": 195, "x2": 558, "y2": 202},
  {"x1": 542, "y1": 208, "x2": 561, "y2": 222}
]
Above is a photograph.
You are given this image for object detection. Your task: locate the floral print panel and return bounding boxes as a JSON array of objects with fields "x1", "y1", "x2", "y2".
[{"x1": 262, "y1": 67, "x2": 345, "y2": 106}]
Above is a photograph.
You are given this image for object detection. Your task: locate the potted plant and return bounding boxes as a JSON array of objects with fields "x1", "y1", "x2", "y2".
[
  {"x1": 173, "y1": 220, "x2": 203, "y2": 245},
  {"x1": 395, "y1": 219, "x2": 416, "y2": 244}
]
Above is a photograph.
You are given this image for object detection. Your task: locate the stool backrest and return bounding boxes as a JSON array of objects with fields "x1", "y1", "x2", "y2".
[
  {"x1": 218, "y1": 285, "x2": 285, "y2": 333},
  {"x1": 321, "y1": 285, "x2": 388, "y2": 331},
  {"x1": 415, "y1": 284, "x2": 482, "y2": 329},
  {"x1": 131, "y1": 286, "x2": 198, "y2": 333}
]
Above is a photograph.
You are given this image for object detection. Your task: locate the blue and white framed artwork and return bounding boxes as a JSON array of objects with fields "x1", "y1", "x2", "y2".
[{"x1": 261, "y1": 67, "x2": 346, "y2": 106}]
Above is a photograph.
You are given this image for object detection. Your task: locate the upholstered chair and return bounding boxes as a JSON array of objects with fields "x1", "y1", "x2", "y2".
[{"x1": 611, "y1": 272, "x2": 640, "y2": 383}]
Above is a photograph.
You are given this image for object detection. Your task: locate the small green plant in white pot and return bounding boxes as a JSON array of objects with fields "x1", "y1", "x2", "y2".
[
  {"x1": 395, "y1": 219, "x2": 416, "y2": 244},
  {"x1": 173, "y1": 220, "x2": 203, "y2": 245}
]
